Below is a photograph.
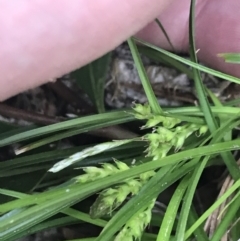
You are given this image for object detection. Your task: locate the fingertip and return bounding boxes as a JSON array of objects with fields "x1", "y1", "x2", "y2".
[{"x1": 0, "y1": 0, "x2": 173, "y2": 100}]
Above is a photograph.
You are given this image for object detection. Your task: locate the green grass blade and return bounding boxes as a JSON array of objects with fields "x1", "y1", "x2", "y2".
[
  {"x1": 189, "y1": 0, "x2": 240, "y2": 180},
  {"x1": 0, "y1": 189, "x2": 107, "y2": 234},
  {"x1": 188, "y1": 207, "x2": 209, "y2": 241},
  {"x1": 63, "y1": 208, "x2": 106, "y2": 227},
  {"x1": 184, "y1": 179, "x2": 240, "y2": 239},
  {"x1": 189, "y1": 0, "x2": 217, "y2": 133},
  {"x1": 206, "y1": 88, "x2": 222, "y2": 107},
  {"x1": 0, "y1": 188, "x2": 107, "y2": 228},
  {"x1": 9, "y1": 217, "x2": 79, "y2": 241},
  {"x1": 67, "y1": 238, "x2": 96, "y2": 241},
  {"x1": 175, "y1": 156, "x2": 209, "y2": 241},
  {"x1": 165, "y1": 106, "x2": 240, "y2": 116},
  {"x1": 218, "y1": 53, "x2": 240, "y2": 64},
  {"x1": 0, "y1": 142, "x2": 143, "y2": 171},
  {"x1": 127, "y1": 38, "x2": 162, "y2": 114},
  {"x1": 157, "y1": 175, "x2": 190, "y2": 241},
  {"x1": 16, "y1": 117, "x2": 134, "y2": 154},
  {"x1": 48, "y1": 139, "x2": 133, "y2": 173},
  {"x1": 225, "y1": 97, "x2": 240, "y2": 106},
  {"x1": 138, "y1": 46, "x2": 193, "y2": 79},
  {"x1": 210, "y1": 194, "x2": 240, "y2": 241},
  {"x1": 134, "y1": 38, "x2": 240, "y2": 84},
  {"x1": 0, "y1": 110, "x2": 134, "y2": 148}
]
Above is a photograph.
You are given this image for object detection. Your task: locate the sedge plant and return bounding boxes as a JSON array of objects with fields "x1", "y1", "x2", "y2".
[{"x1": 1, "y1": 1, "x2": 240, "y2": 240}]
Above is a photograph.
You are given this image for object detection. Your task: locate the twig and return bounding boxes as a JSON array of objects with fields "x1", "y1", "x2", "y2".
[
  {"x1": 0, "y1": 103, "x2": 65, "y2": 125},
  {"x1": 47, "y1": 80, "x2": 95, "y2": 114}
]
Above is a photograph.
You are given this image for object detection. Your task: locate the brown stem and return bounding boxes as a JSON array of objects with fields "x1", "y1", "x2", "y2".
[
  {"x1": 0, "y1": 103, "x2": 65, "y2": 125},
  {"x1": 47, "y1": 80, "x2": 95, "y2": 114}
]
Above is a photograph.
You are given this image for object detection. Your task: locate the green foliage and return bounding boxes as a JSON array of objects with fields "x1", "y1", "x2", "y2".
[
  {"x1": 1, "y1": 1, "x2": 240, "y2": 240},
  {"x1": 72, "y1": 53, "x2": 111, "y2": 113},
  {"x1": 218, "y1": 53, "x2": 240, "y2": 64}
]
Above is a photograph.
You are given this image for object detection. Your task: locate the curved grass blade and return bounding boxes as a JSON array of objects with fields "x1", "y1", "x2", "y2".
[
  {"x1": 184, "y1": 179, "x2": 240, "y2": 240},
  {"x1": 127, "y1": 38, "x2": 162, "y2": 114},
  {"x1": 188, "y1": 0, "x2": 217, "y2": 132},
  {"x1": 134, "y1": 38, "x2": 240, "y2": 84},
  {"x1": 188, "y1": 1, "x2": 240, "y2": 180},
  {"x1": 188, "y1": 207, "x2": 209, "y2": 241},
  {"x1": 0, "y1": 188, "x2": 107, "y2": 227},
  {"x1": 157, "y1": 175, "x2": 189, "y2": 241},
  {"x1": 165, "y1": 106, "x2": 240, "y2": 116},
  {"x1": 9, "y1": 216, "x2": 79, "y2": 241},
  {"x1": 209, "y1": 194, "x2": 240, "y2": 241},
  {"x1": 48, "y1": 139, "x2": 133, "y2": 173},
  {"x1": 175, "y1": 156, "x2": 209, "y2": 241},
  {"x1": 15, "y1": 115, "x2": 134, "y2": 154},
  {"x1": 174, "y1": 2, "x2": 218, "y2": 239},
  {"x1": 138, "y1": 46, "x2": 193, "y2": 79},
  {"x1": 0, "y1": 110, "x2": 134, "y2": 148}
]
